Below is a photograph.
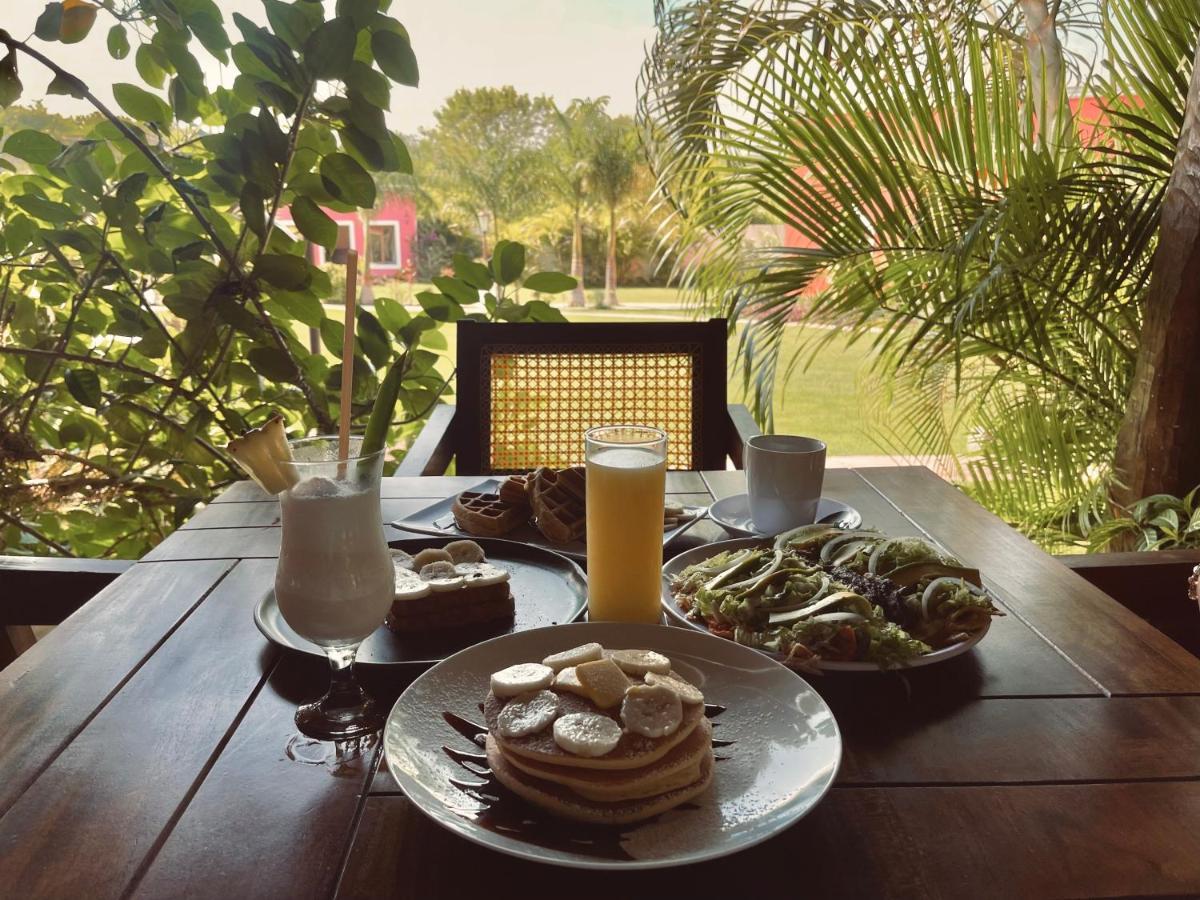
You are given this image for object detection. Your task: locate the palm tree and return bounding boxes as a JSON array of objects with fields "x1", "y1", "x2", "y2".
[
  {"x1": 638, "y1": 0, "x2": 1199, "y2": 549},
  {"x1": 588, "y1": 117, "x2": 638, "y2": 307},
  {"x1": 546, "y1": 98, "x2": 608, "y2": 307}
]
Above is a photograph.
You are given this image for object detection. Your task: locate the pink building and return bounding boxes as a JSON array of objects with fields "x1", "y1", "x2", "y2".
[{"x1": 276, "y1": 195, "x2": 417, "y2": 279}]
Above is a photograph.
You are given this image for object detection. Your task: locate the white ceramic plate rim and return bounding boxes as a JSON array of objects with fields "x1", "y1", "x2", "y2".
[
  {"x1": 661, "y1": 537, "x2": 992, "y2": 672},
  {"x1": 383, "y1": 621, "x2": 842, "y2": 870}
]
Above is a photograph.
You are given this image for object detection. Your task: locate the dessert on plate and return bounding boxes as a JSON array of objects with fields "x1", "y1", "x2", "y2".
[
  {"x1": 385, "y1": 540, "x2": 514, "y2": 633},
  {"x1": 481, "y1": 641, "x2": 714, "y2": 824}
]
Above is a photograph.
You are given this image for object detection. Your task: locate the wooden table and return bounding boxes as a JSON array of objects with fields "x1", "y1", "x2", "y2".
[{"x1": 3, "y1": 467, "x2": 1200, "y2": 899}]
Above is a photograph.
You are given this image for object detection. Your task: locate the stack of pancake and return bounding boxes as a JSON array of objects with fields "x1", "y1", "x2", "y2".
[{"x1": 481, "y1": 643, "x2": 715, "y2": 824}]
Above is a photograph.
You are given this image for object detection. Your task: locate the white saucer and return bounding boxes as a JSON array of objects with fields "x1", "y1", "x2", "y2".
[{"x1": 708, "y1": 493, "x2": 861, "y2": 537}]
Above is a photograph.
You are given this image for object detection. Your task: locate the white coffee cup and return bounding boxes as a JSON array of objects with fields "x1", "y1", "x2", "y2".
[{"x1": 745, "y1": 435, "x2": 827, "y2": 535}]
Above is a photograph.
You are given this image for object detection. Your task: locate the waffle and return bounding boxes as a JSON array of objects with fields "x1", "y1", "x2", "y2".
[
  {"x1": 531, "y1": 466, "x2": 586, "y2": 544},
  {"x1": 499, "y1": 472, "x2": 532, "y2": 505},
  {"x1": 451, "y1": 491, "x2": 529, "y2": 537}
]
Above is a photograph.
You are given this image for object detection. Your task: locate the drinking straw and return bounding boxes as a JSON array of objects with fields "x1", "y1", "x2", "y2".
[{"x1": 338, "y1": 250, "x2": 358, "y2": 462}]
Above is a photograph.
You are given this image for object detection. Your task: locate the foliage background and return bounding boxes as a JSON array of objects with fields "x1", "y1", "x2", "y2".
[{"x1": 0, "y1": 0, "x2": 569, "y2": 559}]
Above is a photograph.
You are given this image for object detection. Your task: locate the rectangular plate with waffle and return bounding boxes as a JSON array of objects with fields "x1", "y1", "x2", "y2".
[{"x1": 392, "y1": 478, "x2": 706, "y2": 561}]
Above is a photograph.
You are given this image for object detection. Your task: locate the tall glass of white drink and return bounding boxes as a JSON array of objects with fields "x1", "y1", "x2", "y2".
[
  {"x1": 585, "y1": 425, "x2": 667, "y2": 622},
  {"x1": 275, "y1": 436, "x2": 394, "y2": 740}
]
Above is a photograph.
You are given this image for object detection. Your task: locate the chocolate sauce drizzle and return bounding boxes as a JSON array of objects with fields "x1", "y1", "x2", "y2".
[{"x1": 439, "y1": 701, "x2": 734, "y2": 861}]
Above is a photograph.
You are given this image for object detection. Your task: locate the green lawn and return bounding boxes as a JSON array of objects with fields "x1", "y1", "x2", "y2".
[{"x1": 298, "y1": 292, "x2": 965, "y2": 457}]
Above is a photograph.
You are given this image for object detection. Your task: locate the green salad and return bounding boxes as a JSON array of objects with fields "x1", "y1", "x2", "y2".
[{"x1": 669, "y1": 525, "x2": 1000, "y2": 669}]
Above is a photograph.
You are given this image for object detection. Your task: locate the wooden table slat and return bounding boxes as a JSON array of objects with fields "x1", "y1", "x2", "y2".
[
  {"x1": 0, "y1": 559, "x2": 234, "y2": 817},
  {"x1": 0, "y1": 559, "x2": 278, "y2": 898},
  {"x1": 338, "y1": 783, "x2": 1200, "y2": 900},
  {"x1": 131, "y1": 651, "x2": 384, "y2": 900}
]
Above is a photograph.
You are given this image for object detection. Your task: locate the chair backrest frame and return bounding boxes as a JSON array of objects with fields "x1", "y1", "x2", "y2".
[{"x1": 454, "y1": 318, "x2": 729, "y2": 474}]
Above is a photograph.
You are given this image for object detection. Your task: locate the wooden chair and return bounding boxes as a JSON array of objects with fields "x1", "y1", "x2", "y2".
[
  {"x1": 398, "y1": 318, "x2": 760, "y2": 475},
  {"x1": 0, "y1": 556, "x2": 132, "y2": 669}
]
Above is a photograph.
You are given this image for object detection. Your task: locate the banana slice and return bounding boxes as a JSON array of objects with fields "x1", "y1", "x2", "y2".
[
  {"x1": 454, "y1": 562, "x2": 510, "y2": 587},
  {"x1": 645, "y1": 671, "x2": 704, "y2": 705},
  {"x1": 621, "y1": 683, "x2": 683, "y2": 738},
  {"x1": 553, "y1": 712, "x2": 622, "y2": 757},
  {"x1": 542, "y1": 642, "x2": 604, "y2": 672},
  {"x1": 553, "y1": 666, "x2": 589, "y2": 697},
  {"x1": 444, "y1": 539, "x2": 486, "y2": 563},
  {"x1": 491, "y1": 663, "x2": 555, "y2": 698},
  {"x1": 391, "y1": 549, "x2": 415, "y2": 571},
  {"x1": 610, "y1": 649, "x2": 671, "y2": 677},
  {"x1": 574, "y1": 658, "x2": 631, "y2": 709},
  {"x1": 412, "y1": 548, "x2": 454, "y2": 569},
  {"x1": 393, "y1": 569, "x2": 432, "y2": 601},
  {"x1": 496, "y1": 689, "x2": 560, "y2": 738}
]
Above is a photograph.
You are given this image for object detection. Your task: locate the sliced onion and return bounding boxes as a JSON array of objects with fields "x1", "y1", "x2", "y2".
[{"x1": 809, "y1": 611, "x2": 867, "y2": 625}]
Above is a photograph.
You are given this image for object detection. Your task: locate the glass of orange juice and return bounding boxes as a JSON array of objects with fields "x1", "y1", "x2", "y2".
[{"x1": 585, "y1": 425, "x2": 667, "y2": 622}]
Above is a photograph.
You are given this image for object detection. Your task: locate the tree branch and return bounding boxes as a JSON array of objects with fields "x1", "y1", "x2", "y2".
[{"x1": 0, "y1": 509, "x2": 76, "y2": 557}]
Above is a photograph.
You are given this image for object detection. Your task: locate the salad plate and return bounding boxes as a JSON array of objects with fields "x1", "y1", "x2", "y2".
[
  {"x1": 383, "y1": 621, "x2": 841, "y2": 870},
  {"x1": 662, "y1": 530, "x2": 997, "y2": 672}
]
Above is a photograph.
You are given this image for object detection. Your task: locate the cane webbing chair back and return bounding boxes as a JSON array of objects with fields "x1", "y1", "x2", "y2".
[{"x1": 454, "y1": 319, "x2": 729, "y2": 474}]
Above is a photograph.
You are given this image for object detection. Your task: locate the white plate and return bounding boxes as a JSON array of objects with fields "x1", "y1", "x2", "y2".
[
  {"x1": 383, "y1": 621, "x2": 841, "y2": 869},
  {"x1": 709, "y1": 493, "x2": 861, "y2": 537},
  {"x1": 661, "y1": 538, "x2": 991, "y2": 672}
]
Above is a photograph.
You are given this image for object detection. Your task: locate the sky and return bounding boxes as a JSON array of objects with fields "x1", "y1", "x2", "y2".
[{"x1": 5, "y1": 0, "x2": 658, "y2": 131}]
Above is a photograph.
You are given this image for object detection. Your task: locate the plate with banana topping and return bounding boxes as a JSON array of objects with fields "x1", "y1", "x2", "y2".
[
  {"x1": 383, "y1": 622, "x2": 841, "y2": 869},
  {"x1": 253, "y1": 537, "x2": 586, "y2": 669}
]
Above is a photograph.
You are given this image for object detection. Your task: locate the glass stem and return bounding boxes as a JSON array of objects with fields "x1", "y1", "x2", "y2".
[{"x1": 323, "y1": 644, "x2": 364, "y2": 709}]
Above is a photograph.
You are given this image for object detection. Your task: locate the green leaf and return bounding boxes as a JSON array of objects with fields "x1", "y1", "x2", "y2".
[
  {"x1": 304, "y1": 17, "x2": 356, "y2": 80},
  {"x1": 320, "y1": 317, "x2": 346, "y2": 359},
  {"x1": 135, "y1": 43, "x2": 169, "y2": 89},
  {"x1": 320, "y1": 152, "x2": 375, "y2": 207},
  {"x1": 432, "y1": 275, "x2": 479, "y2": 306},
  {"x1": 357, "y1": 308, "x2": 391, "y2": 367},
  {"x1": 371, "y1": 29, "x2": 418, "y2": 86},
  {"x1": 416, "y1": 291, "x2": 464, "y2": 323},
  {"x1": 336, "y1": 0, "x2": 379, "y2": 28},
  {"x1": 290, "y1": 196, "x2": 338, "y2": 251},
  {"x1": 374, "y1": 295, "x2": 410, "y2": 333},
  {"x1": 108, "y1": 23, "x2": 130, "y2": 59},
  {"x1": 0, "y1": 51, "x2": 22, "y2": 107},
  {"x1": 523, "y1": 271, "x2": 577, "y2": 294},
  {"x1": 113, "y1": 83, "x2": 173, "y2": 128},
  {"x1": 35, "y1": 4, "x2": 63, "y2": 42},
  {"x1": 347, "y1": 60, "x2": 390, "y2": 109},
  {"x1": 273, "y1": 290, "x2": 324, "y2": 328},
  {"x1": 522, "y1": 300, "x2": 568, "y2": 322},
  {"x1": 452, "y1": 253, "x2": 493, "y2": 289},
  {"x1": 47, "y1": 72, "x2": 87, "y2": 98},
  {"x1": 246, "y1": 346, "x2": 297, "y2": 383},
  {"x1": 116, "y1": 171, "x2": 149, "y2": 203},
  {"x1": 4, "y1": 130, "x2": 65, "y2": 165},
  {"x1": 59, "y1": 0, "x2": 98, "y2": 43},
  {"x1": 262, "y1": 0, "x2": 312, "y2": 50},
  {"x1": 491, "y1": 240, "x2": 525, "y2": 285},
  {"x1": 65, "y1": 368, "x2": 103, "y2": 408},
  {"x1": 254, "y1": 253, "x2": 313, "y2": 291},
  {"x1": 240, "y1": 182, "x2": 266, "y2": 242},
  {"x1": 14, "y1": 194, "x2": 74, "y2": 224}
]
